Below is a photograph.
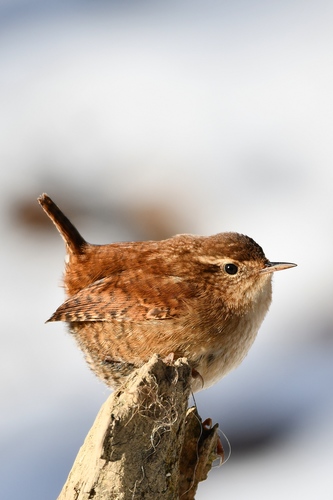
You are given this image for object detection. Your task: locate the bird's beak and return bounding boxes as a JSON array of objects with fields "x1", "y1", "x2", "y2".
[{"x1": 260, "y1": 262, "x2": 297, "y2": 274}]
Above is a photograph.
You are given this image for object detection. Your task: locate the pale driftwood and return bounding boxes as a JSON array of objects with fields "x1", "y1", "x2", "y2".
[{"x1": 58, "y1": 355, "x2": 219, "y2": 500}]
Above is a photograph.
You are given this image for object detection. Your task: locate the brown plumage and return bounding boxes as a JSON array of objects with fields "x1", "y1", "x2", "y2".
[{"x1": 38, "y1": 194, "x2": 296, "y2": 391}]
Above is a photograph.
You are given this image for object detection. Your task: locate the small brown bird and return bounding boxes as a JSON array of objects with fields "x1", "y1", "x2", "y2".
[{"x1": 38, "y1": 194, "x2": 296, "y2": 392}]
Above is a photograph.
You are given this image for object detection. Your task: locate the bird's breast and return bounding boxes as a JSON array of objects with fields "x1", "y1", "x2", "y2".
[{"x1": 191, "y1": 282, "x2": 272, "y2": 391}]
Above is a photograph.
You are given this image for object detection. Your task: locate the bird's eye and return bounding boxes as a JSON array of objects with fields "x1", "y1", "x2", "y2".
[{"x1": 224, "y1": 263, "x2": 238, "y2": 275}]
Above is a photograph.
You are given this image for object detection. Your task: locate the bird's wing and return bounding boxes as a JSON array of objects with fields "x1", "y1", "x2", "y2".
[{"x1": 48, "y1": 273, "x2": 198, "y2": 323}]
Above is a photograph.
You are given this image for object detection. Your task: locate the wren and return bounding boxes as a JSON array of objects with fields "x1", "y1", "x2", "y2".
[{"x1": 38, "y1": 194, "x2": 296, "y2": 392}]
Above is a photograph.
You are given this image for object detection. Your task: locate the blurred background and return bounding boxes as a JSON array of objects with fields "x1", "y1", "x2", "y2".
[{"x1": 1, "y1": 0, "x2": 332, "y2": 498}]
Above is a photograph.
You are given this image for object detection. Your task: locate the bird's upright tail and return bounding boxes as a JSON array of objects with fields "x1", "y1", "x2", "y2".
[{"x1": 38, "y1": 193, "x2": 86, "y2": 254}]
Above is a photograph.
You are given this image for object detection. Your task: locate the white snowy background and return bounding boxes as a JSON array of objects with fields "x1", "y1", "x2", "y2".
[{"x1": 1, "y1": 1, "x2": 332, "y2": 498}]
